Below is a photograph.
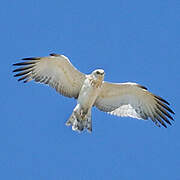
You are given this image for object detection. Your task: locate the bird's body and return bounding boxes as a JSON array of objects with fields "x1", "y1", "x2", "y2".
[
  {"x1": 78, "y1": 71, "x2": 104, "y2": 111},
  {"x1": 66, "y1": 69, "x2": 104, "y2": 131},
  {"x1": 13, "y1": 53, "x2": 175, "y2": 132}
]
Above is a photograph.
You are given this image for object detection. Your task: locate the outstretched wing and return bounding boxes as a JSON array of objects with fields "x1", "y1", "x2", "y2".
[
  {"x1": 95, "y1": 82, "x2": 174, "y2": 128},
  {"x1": 13, "y1": 53, "x2": 86, "y2": 98}
]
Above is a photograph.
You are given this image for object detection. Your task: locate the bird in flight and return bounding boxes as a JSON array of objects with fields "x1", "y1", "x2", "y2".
[{"x1": 13, "y1": 53, "x2": 174, "y2": 132}]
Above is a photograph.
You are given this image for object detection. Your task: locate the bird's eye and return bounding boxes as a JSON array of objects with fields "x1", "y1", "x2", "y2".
[{"x1": 96, "y1": 71, "x2": 100, "y2": 74}]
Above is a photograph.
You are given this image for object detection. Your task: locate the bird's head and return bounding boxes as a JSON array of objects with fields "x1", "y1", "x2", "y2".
[{"x1": 92, "y1": 69, "x2": 105, "y2": 81}]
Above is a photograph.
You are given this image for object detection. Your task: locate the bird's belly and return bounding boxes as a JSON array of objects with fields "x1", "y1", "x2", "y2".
[{"x1": 78, "y1": 80, "x2": 101, "y2": 110}]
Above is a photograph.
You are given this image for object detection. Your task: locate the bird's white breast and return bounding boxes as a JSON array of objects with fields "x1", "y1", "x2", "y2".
[{"x1": 78, "y1": 77, "x2": 102, "y2": 110}]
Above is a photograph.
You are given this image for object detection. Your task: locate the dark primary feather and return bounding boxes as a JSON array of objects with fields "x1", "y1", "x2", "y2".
[
  {"x1": 13, "y1": 65, "x2": 34, "y2": 72},
  {"x1": 156, "y1": 103, "x2": 174, "y2": 120},
  {"x1": 13, "y1": 61, "x2": 36, "y2": 66},
  {"x1": 14, "y1": 69, "x2": 33, "y2": 77},
  {"x1": 22, "y1": 57, "x2": 40, "y2": 60},
  {"x1": 150, "y1": 94, "x2": 175, "y2": 127},
  {"x1": 17, "y1": 74, "x2": 30, "y2": 82},
  {"x1": 155, "y1": 99, "x2": 175, "y2": 115},
  {"x1": 13, "y1": 58, "x2": 38, "y2": 83},
  {"x1": 155, "y1": 108, "x2": 171, "y2": 125},
  {"x1": 154, "y1": 95, "x2": 170, "y2": 105},
  {"x1": 154, "y1": 113, "x2": 167, "y2": 128}
]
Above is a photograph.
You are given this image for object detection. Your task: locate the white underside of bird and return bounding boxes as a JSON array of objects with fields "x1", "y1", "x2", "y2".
[
  {"x1": 13, "y1": 53, "x2": 175, "y2": 133},
  {"x1": 66, "y1": 70, "x2": 104, "y2": 132}
]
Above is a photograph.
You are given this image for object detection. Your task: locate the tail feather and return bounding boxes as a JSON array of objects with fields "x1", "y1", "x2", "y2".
[{"x1": 66, "y1": 109, "x2": 92, "y2": 132}]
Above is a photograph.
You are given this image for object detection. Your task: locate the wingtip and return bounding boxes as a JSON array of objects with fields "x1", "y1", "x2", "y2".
[
  {"x1": 162, "y1": 123, "x2": 167, "y2": 128},
  {"x1": 13, "y1": 63, "x2": 20, "y2": 66},
  {"x1": 22, "y1": 57, "x2": 40, "y2": 60},
  {"x1": 171, "y1": 110, "x2": 175, "y2": 115},
  {"x1": 154, "y1": 95, "x2": 170, "y2": 105}
]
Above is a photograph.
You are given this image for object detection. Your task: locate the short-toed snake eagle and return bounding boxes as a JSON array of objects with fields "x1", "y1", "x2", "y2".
[{"x1": 13, "y1": 53, "x2": 174, "y2": 132}]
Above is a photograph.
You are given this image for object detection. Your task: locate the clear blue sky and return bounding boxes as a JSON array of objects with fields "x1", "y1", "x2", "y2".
[{"x1": 1, "y1": 0, "x2": 180, "y2": 179}]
